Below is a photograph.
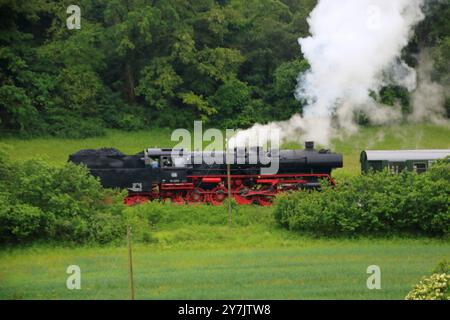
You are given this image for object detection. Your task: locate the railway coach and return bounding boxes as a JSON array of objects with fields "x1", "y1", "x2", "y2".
[{"x1": 360, "y1": 149, "x2": 450, "y2": 174}]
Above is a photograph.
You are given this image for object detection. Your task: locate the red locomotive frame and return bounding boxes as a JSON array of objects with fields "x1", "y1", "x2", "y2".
[{"x1": 124, "y1": 173, "x2": 335, "y2": 206}]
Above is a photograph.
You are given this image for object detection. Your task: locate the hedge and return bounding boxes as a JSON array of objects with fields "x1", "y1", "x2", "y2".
[
  {"x1": 0, "y1": 149, "x2": 127, "y2": 244},
  {"x1": 274, "y1": 160, "x2": 450, "y2": 237}
]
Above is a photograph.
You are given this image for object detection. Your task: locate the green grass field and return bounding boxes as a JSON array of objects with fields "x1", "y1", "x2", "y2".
[
  {"x1": 0, "y1": 123, "x2": 449, "y2": 300},
  {"x1": 1, "y1": 234, "x2": 448, "y2": 300}
]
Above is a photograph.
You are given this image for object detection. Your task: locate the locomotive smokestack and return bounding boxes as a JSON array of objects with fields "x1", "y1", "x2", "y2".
[{"x1": 305, "y1": 141, "x2": 314, "y2": 151}]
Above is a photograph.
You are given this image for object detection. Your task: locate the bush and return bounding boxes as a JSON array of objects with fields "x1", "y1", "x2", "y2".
[
  {"x1": 0, "y1": 151, "x2": 127, "y2": 244},
  {"x1": 87, "y1": 213, "x2": 126, "y2": 244},
  {"x1": 406, "y1": 273, "x2": 449, "y2": 300},
  {"x1": 0, "y1": 145, "x2": 17, "y2": 185},
  {"x1": 433, "y1": 260, "x2": 449, "y2": 274},
  {"x1": 0, "y1": 203, "x2": 44, "y2": 242},
  {"x1": 115, "y1": 114, "x2": 146, "y2": 131},
  {"x1": 101, "y1": 102, "x2": 148, "y2": 131},
  {"x1": 274, "y1": 161, "x2": 450, "y2": 237},
  {"x1": 44, "y1": 114, "x2": 106, "y2": 138}
]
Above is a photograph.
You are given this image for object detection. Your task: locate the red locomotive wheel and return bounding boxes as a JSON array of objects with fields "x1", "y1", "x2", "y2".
[
  {"x1": 124, "y1": 195, "x2": 150, "y2": 206},
  {"x1": 256, "y1": 186, "x2": 275, "y2": 206},
  {"x1": 186, "y1": 188, "x2": 206, "y2": 204},
  {"x1": 209, "y1": 186, "x2": 228, "y2": 206},
  {"x1": 172, "y1": 192, "x2": 185, "y2": 204},
  {"x1": 162, "y1": 192, "x2": 185, "y2": 204},
  {"x1": 233, "y1": 186, "x2": 253, "y2": 205}
]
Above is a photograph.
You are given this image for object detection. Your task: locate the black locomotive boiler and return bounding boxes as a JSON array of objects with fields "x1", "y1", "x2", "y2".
[{"x1": 69, "y1": 142, "x2": 343, "y2": 206}]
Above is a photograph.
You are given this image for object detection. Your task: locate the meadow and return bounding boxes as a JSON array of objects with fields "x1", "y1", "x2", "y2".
[
  {"x1": 2, "y1": 123, "x2": 450, "y2": 175},
  {"x1": 1, "y1": 235, "x2": 448, "y2": 300},
  {"x1": 0, "y1": 123, "x2": 449, "y2": 300}
]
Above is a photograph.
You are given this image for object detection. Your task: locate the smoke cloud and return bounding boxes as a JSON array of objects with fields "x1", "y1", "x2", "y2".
[
  {"x1": 230, "y1": 0, "x2": 438, "y2": 149},
  {"x1": 410, "y1": 49, "x2": 448, "y2": 124}
]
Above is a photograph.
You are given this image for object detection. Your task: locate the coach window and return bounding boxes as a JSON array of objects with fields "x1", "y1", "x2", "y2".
[
  {"x1": 368, "y1": 161, "x2": 382, "y2": 172},
  {"x1": 389, "y1": 162, "x2": 405, "y2": 174},
  {"x1": 413, "y1": 162, "x2": 427, "y2": 174}
]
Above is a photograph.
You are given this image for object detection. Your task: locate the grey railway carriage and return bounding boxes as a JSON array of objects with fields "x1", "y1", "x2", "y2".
[{"x1": 360, "y1": 149, "x2": 450, "y2": 174}]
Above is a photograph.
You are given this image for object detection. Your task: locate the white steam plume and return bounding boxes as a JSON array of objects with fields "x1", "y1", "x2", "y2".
[
  {"x1": 230, "y1": 0, "x2": 427, "y2": 148},
  {"x1": 410, "y1": 49, "x2": 448, "y2": 124}
]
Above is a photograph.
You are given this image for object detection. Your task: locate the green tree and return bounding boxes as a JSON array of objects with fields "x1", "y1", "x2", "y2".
[
  {"x1": 271, "y1": 59, "x2": 309, "y2": 119},
  {"x1": 135, "y1": 58, "x2": 183, "y2": 110},
  {"x1": 210, "y1": 79, "x2": 252, "y2": 127}
]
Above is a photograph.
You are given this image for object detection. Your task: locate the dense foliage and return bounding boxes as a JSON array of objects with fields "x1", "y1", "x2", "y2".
[
  {"x1": 0, "y1": 148, "x2": 127, "y2": 243},
  {"x1": 0, "y1": 0, "x2": 448, "y2": 137},
  {"x1": 274, "y1": 160, "x2": 450, "y2": 237}
]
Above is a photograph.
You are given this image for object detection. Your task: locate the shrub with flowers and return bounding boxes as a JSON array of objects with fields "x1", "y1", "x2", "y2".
[{"x1": 406, "y1": 273, "x2": 449, "y2": 300}]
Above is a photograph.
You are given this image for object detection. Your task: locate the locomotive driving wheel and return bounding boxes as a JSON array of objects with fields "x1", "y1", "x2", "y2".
[
  {"x1": 186, "y1": 188, "x2": 206, "y2": 204},
  {"x1": 172, "y1": 192, "x2": 185, "y2": 204},
  {"x1": 124, "y1": 195, "x2": 150, "y2": 206},
  {"x1": 209, "y1": 186, "x2": 228, "y2": 206},
  {"x1": 256, "y1": 186, "x2": 275, "y2": 206},
  {"x1": 162, "y1": 192, "x2": 185, "y2": 204},
  {"x1": 233, "y1": 186, "x2": 253, "y2": 205}
]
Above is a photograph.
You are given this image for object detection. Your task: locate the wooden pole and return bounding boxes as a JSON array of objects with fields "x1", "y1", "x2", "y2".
[
  {"x1": 227, "y1": 162, "x2": 232, "y2": 226},
  {"x1": 127, "y1": 225, "x2": 135, "y2": 300},
  {"x1": 226, "y1": 138, "x2": 232, "y2": 226}
]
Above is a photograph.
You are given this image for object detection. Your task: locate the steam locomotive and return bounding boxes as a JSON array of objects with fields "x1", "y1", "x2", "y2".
[{"x1": 69, "y1": 142, "x2": 343, "y2": 206}]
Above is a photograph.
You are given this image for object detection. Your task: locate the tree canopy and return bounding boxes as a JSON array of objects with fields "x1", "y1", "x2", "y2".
[{"x1": 0, "y1": 0, "x2": 448, "y2": 137}]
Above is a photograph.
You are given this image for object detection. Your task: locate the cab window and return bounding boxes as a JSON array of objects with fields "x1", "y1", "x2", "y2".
[{"x1": 161, "y1": 156, "x2": 173, "y2": 168}]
